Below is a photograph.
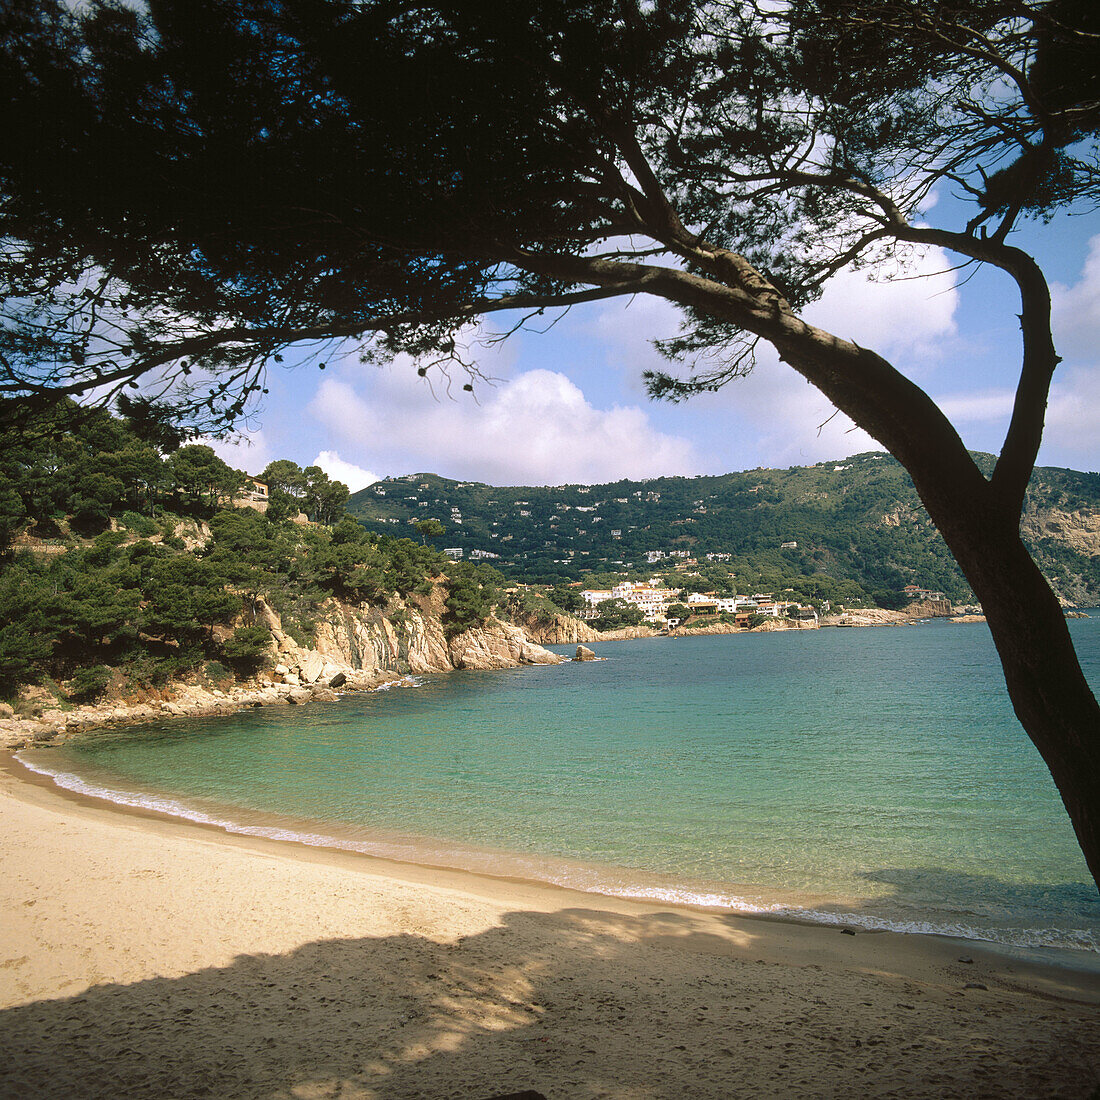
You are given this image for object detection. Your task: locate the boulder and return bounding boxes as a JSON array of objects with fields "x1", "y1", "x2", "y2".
[
  {"x1": 327, "y1": 670, "x2": 347, "y2": 689},
  {"x1": 310, "y1": 687, "x2": 339, "y2": 702},
  {"x1": 286, "y1": 687, "x2": 313, "y2": 705},
  {"x1": 574, "y1": 645, "x2": 596, "y2": 661},
  {"x1": 298, "y1": 651, "x2": 326, "y2": 684}
]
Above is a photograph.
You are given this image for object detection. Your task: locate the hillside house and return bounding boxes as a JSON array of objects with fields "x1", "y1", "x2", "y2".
[
  {"x1": 904, "y1": 584, "x2": 946, "y2": 601},
  {"x1": 233, "y1": 478, "x2": 269, "y2": 514}
]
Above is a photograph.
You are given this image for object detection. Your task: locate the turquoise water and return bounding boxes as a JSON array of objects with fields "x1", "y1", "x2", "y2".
[{"x1": 19, "y1": 618, "x2": 1100, "y2": 951}]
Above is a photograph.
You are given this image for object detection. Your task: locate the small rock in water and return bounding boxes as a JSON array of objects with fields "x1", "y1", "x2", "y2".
[
  {"x1": 958, "y1": 956, "x2": 974, "y2": 964},
  {"x1": 841, "y1": 928, "x2": 856, "y2": 936},
  {"x1": 964, "y1": 982, "x2": 988, "y2": 991},
  {"x1": 574, "y1": 645, "x2": 596, "y2": 661}
]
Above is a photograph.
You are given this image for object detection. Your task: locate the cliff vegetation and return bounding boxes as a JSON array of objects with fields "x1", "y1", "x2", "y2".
[{"x1": 0, "y1": 405, "x2": 523, "y2": 712}]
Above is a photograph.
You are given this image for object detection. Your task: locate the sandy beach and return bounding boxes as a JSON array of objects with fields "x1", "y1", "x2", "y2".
[{"x1": 1, "y1": 759, "x2": 1099, "y2": 1099}]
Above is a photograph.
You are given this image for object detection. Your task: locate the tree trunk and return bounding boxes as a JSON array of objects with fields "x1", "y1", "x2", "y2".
[{"x1": 932, "y1": 508, "x2": 1100, "y2": 890}]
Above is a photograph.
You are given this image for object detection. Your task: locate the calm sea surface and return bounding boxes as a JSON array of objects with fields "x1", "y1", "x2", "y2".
[{"x1": 19, "y1": 618, "x2": 1100, "y2": 953}]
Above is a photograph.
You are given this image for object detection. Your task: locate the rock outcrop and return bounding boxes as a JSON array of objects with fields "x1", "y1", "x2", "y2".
[
  {"x1": 574, "y1": 645, "x2": 596, "y2": 661},
  {"x1": 508, "y1": 611, "x2": 601, "y2": 645},
  {"x1": 0, "y1": 588, "x2": 564, "y2": 750},
  {"x1": 901, "y1": 599, "x2": 953, "y2": 617},
  {"x1": 1021, "y1": 504, "x2": 1100, "y2": 558},
  {"x1": 592, "y1": 624, "x2": 659, "y2": 640},
  {"x1": 259, "y1": 587, "x2": 563, "y2": 682}
]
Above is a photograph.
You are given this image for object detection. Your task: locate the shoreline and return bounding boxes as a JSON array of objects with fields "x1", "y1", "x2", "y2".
[
  {"x1": 3, "y1": 757, "x2": 1100, "y2": 1099},
  {"x1": 10, "y1": 640, "x2": 1100, "y2": 963},
  {"x1": 6, "y1": 747, "x2": 1100, "y2": 977},
  {"x1": 0, "y1": 667, "x2": 426, "y2": 751},
  {"x1": 2, "y1": 608, "x2": 1058, "y2": 750}
]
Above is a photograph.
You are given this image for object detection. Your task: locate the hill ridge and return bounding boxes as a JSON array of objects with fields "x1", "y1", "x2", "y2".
[{"x1": 348, "y1": 452, "x2": 1100, "y2": 606}]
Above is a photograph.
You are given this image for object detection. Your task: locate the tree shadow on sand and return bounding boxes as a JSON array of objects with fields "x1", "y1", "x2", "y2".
[{"x1": 2, "y1": 902, "x2": 1099, "y2": 1100}]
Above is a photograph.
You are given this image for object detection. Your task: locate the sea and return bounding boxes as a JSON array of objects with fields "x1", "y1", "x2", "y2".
[{"x1": 17, "y1": 617, "x2": 1100, "y2": 957}]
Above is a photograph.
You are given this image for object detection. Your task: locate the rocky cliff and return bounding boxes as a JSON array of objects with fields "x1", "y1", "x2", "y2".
[
  {"x1": 255, "y1": 585, "x2": 563, "y2": 688},
  {"x1": 0, "y1": 588, "x2": 563, "y2": 749},
  {"x1": 901, "y1": 599, "x2": 953, "y2": 617},
  {"x1": 508, "y1": 610, "x2": 602, "y2": 645},
  {"x1": 1020, "y1": 503, "x2": 1100, "y2": 606},
  {"x1": 1022, "y1": 504, "x2": 1100, "y2": 558}
]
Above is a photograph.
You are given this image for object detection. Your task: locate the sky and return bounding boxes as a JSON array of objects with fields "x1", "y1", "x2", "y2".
[{"x1": 210, "y1": 214, "x2": 1100, "y2": 492}]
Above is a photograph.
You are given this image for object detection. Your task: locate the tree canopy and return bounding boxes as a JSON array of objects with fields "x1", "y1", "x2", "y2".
[{"x1": 2, "y1": 0, "x2": 1100, "y2": 885}]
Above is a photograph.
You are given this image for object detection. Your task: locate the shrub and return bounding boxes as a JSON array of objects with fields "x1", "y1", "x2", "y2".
[
  {"x1": 219, "y1": 625, "x2": 272, "y2": 673},
  {"x1": 120, "y1": 511, "x2": 159, "y2": 536},
  {"x1": 68, "y1": 664, "x2": 113, "y2": 702},
  {"x1": 593, "y1": 598, "x2": 644, "y2": 631},
  {"x1": 201, "y1": 659, "x2": 234, "y2": 687}
]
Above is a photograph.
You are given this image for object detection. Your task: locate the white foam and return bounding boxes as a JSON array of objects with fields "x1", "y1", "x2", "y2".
[
  {"x1": 372, "y1": 676, "x2": 422, "y2": 692},
  {"x1": 14, "y1": 751, "x2": 1097, "y2": 954},
  {"x1": 574, "y1": 883, "x2": 1099, "y2": 952}
]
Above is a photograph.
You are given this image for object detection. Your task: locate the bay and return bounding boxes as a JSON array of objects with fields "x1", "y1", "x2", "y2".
[{"x1": 20, "y1": 616, "x2": 1100, "y2": 952}]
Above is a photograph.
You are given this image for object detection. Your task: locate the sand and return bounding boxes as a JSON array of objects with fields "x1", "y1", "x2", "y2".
[{"x1": 2, "y1": 761, "x2": 1099, "y2": 1100}]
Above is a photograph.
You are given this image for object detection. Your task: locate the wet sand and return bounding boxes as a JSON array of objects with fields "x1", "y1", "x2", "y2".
[{"x1": 2, "y1": 758, "x2": 1099, "y2": 1099}]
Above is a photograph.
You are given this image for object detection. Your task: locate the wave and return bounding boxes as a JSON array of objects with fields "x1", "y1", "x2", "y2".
[
  {"x1": 372, "y1": 675, "x2": 423, "y2": 691},
  {"x1": 14, "y1": 751, "x2": 1098, "y2": 956}
]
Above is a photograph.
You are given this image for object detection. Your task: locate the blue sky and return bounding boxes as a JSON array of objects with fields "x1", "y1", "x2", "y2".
[{"x1": 211, "y1": 215, "x2": 1100, "y2": 490}]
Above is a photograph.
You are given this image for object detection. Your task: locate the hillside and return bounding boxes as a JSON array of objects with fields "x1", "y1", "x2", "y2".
[
  {"x1": 0, "y1": 404, "x2": 523, "y2": 714},
  {"x1": 347, "y1": 453, "x2": 1100, "y2": 606}
]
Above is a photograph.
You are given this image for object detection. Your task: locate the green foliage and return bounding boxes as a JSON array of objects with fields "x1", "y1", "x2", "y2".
[
  {"x1": 260, "y1": 460, "x2": 350, "y2": 525},
  {"x1": 414, "y1": 518, "x2": 445, "y2": 543},
  {"x1": 443, "y1": 561, "x2": 501, "y2": 639},
  {"x1": 548, "y1": 584, "x2": 583, "y2": 614},
  {"x1": 167, "y1": 445, "x2": 241, "y2": 516},
  {"x1": 593, "y1": 598, "x2": 645, "y2": 631},
  {"x1": 67, "y1": 663, "x2": 113, "y2": 702},
  {"x1": 220, "y1": 625, "x2": 272, "y2": 672},
  {"x1": 346, "y1": 455, "x2": 1100, "y2": 607},
  {"x1": 0, "y1": 409, "x2": 453, "y2": 695},
  {"x1": 120, "y1": 510, "x2": 159, "y2": 536}
]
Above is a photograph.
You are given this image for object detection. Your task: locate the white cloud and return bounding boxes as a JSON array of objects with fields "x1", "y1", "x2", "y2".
[
  {"x1": 697, "y1": 347, "x2": 884, "y2": 467},
  {"x1": 935, "y1": 389, "x2": 1016, "y2": 424},
  {"x1": 921, "y1": 368, "x2": 1100, "y2": 468},
  {"x1": 1043, "y1": 366, "x2": 1100, "y2": 464},
  {"x1": 564, "y1": 244, "x2": 959, "y2": 468},
  {"x1": 1052, "y1": 235, "x2": 1100, "y2": 363},
  {"x1": 204, "y1": 430, "x2": 274, "y2": 477},
  {"x1": 308, "y1": 364, "x2": 700, "y2": 485},
  {"x1": 312, "y1": 450, "x2": 380, "y2": 491},
  {"x1": 291, "y1": 243, "x2": 964, "y2": 482},
  {"x1": 803, "y1": 245, "x2": 959, "y2": 366}
]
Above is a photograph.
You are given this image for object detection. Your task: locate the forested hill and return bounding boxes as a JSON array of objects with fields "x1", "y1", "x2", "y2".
[
  {"x1": 0, "y1": 406, "x2": 501, "y2": 702},
  {"x1": 347, "y1": 453, "x2": 1100, "y2": 607}
]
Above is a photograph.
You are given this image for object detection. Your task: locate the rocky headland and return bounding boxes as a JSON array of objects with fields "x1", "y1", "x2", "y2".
[{"x1": 0, "y1": 588, "x2": 563, "y2": 752}]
